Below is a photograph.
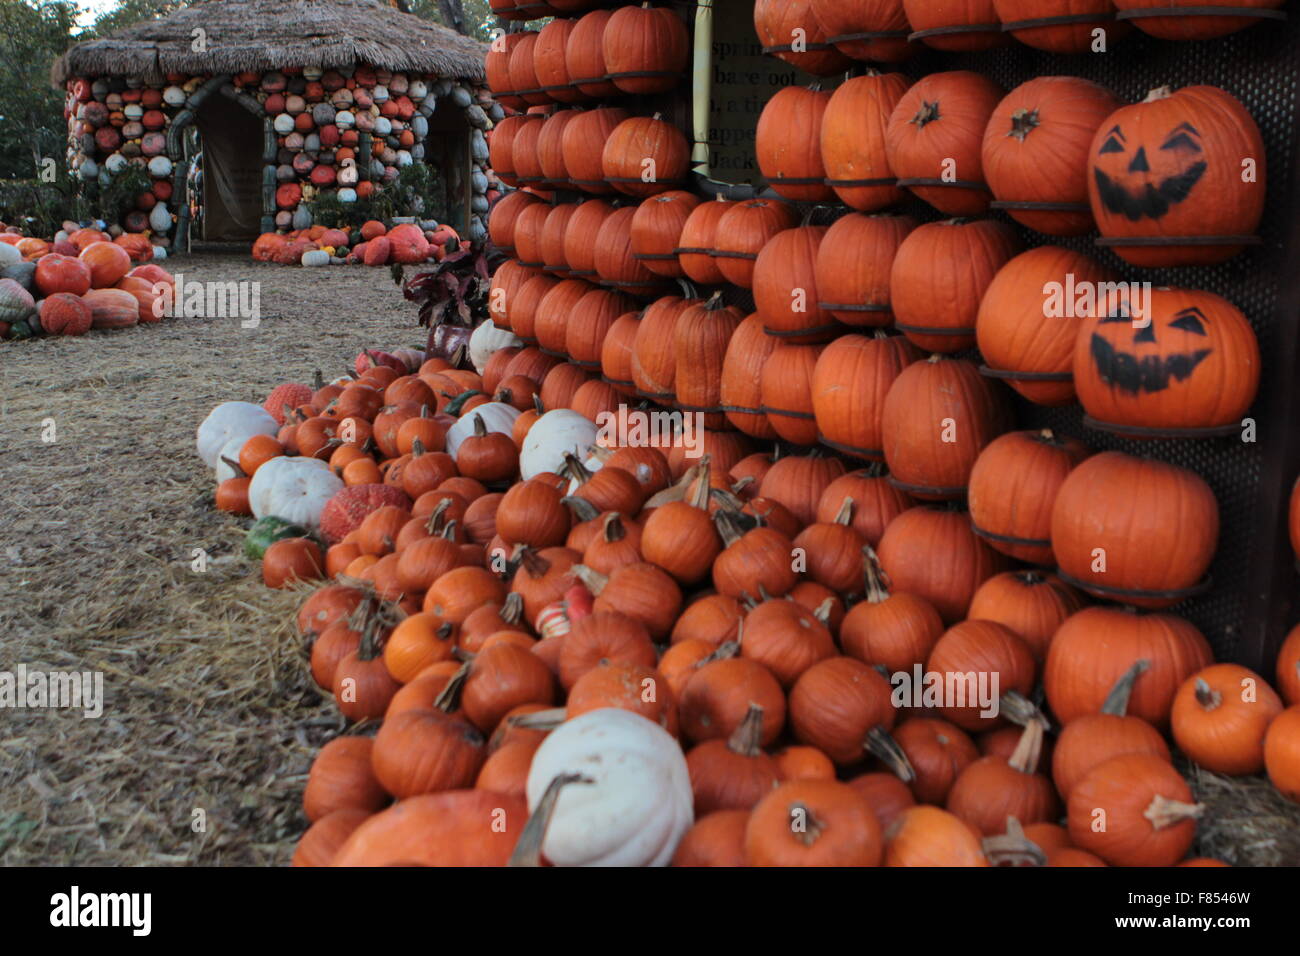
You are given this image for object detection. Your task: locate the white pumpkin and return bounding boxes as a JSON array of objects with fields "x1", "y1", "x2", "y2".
[
  {"x1": 524, "y1": 708, "x2": 692, "y2": 867},
  {"x1": 196, "y1": 402, "x2": 277, "y2": 467},
  {"x1": 468, "y1": 319, "x2": 523, "y2": 374},
  {"x1": 520, "y1": 410, "x2": 597, "y2": 481},
  {"x1": 247, "y1": 456, "x2": 343, "y2": 529},
  {"x1": 0, "y1": 244, "x2": 21, "y2": 267},
  {"x1": 445, "y1": 401, "x2": 520, "y2": 458}
]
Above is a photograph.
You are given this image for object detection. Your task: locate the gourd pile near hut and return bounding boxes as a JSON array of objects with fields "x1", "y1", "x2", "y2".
[
  {"x1": 0, "y1": 224, "x2": 176, "y2": 339},
  {"x1": 197, "y1": 0, "x2": 1300, "y2": 866}
]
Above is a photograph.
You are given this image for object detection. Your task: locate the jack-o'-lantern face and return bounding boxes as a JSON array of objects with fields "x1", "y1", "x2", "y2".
[
  {"x1": 1074, "y1": 287, "x2": 1261, "y2": 430},
  {"x1": 1090, "y1": 302, "x2": 1211, "y2": 394},
  {"x1": 1092, "y1": 121, "x2": 1207, "y2": 222}
]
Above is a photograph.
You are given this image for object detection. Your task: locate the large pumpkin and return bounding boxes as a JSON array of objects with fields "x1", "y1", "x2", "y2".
[
  {"x1": 968, "y1": 429, "x2": 1090, "y2": 565},
  {"x1": 1110, "y1": 0, "x2": 1285, "y2": 41},
  {"x1": 876, "y1": 506, "x2": 1008, "y2": 623},
  {"x1": 820, "y1": 72, "x2": 912, "y2": 211},
  {"x1": 720, "y1": 313, "x2": 781, "y2": 439},
  {"x1": 602, "y1": 3, "x2": 690, "y2": 94},
  {"x1": 753, "y1": 0, "x2": 853, "y2": 75},
  {"x1": 675, "y1": 197, "x2": 733, "y2": 286},
  {"x1": 890, "y1": 218, "x2": 1020, "y2": 353},
  {"x1": 993, "y1": 0, "x2": 1130, "y2": 52},
  {"x1": 561, "y1": 107, "x2": 630, "y2": 194},
  {"x1": 565, "y1": 9, "x2": 620, "y2": 99},
  {"x1": 34, "y1": 253, "x2": 92, "y2": 297},
  {"x1": 711, "y1": 199, "x2": 796, "y2": 289},
  {"x1": 1087, "y1": 85, "x2": 1266, "y2": 267},
  {"x1": 562, "y1": 199, "x2": 616, "y2": 279},
  {"x1": 902, "y1": 0, "x2": 1006, "y2": 49},
  {"x1": 814, "y1": 213, "x2": 916, "y2": 327},
  {"x1": 885, "y1": 71, "x2": 1004, "y2": 215},
  {"x1": 1050, "y1": 451, "x2": 1218, "y2": 606},
  {"x1": 38, "y1": 292, "x2": 93, "y2": 336},
  {"x1": 976, "y1": 245, "x2": 1117, "y2": 406},
  {"x1": 79, "y1": 240, "x2": 132, "y2": 288},
  {"x1": 1045, "y1": 606, "x2": 1214, "y2": 727},
  {"x1": 601, "y1": 114, "x2": 689, "y2": 198},
  {"x1": 812, "y1": 331, "x2": 923, "y2": 460},
  {"x1": 83, "y1": 288, "x2": 140, "y2": 329},
  {"x1": 674, "y1": 294, "x2": 745, "y2": 429},
  {"x1": 631, "y1": 190, "x2": 700, "y2": 277},
  {"x1": 753, "y1": 226, "x2": 836, "y2": 342},
  {"x1": 881, "y1": 355, "x2": 1012, "y2": 499},
  {"x1": 1072, "y1": 287, "x2": 1260, "y2": 434},
  {"x1": 982, "y1": 77, "x2": 1122, "y2": 235},
  {"x1": 756, "y1": 86, "x2": 834, "y2": 202},
  {"x1": 761, "y1": 342, "x2": 825, "y2": 446},
  {"x1": 810, "y1": 0, "x2": 914, "y2": 62}
]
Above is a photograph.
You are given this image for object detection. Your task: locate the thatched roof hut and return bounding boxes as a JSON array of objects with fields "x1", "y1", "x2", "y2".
[
  {"x1": 52, "y1": 0, "x2": 487, "y2": 85},
  {"x1": 52, "y1": 0, "x2": 497, "y2": 250}
]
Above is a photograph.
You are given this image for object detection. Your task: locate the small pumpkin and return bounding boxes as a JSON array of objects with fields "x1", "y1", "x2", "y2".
[
  {"x1": 1068, "y1": 754, "x2": 1203, "y2": 866},
  {"x1": 1171, "y1": 664, "x2": 1283, "y2": 776},
  {"x1": 745, "y1": 780, "x2": 883, "y2": 866}
]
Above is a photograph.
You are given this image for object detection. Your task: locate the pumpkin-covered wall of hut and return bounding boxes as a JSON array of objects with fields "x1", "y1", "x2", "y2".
[{"x1": 50, "y1": 0, "x2": 493, "y2": 251}]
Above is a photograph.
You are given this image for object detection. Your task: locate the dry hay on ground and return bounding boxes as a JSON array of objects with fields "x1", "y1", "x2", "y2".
[{"x1": 0, "y1": 254, "x2": 422, "y2": 865}]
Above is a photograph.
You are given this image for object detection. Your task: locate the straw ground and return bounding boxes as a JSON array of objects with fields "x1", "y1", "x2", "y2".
[{"x1": 0, "y1": 254, "x2": 420, "y2": 865}]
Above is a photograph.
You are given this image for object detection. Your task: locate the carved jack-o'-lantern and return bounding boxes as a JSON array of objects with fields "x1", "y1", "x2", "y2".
[
  {"x1": 1087, "y1": 86, "x2": 1265, "y2": 267},
  {"x1": 1073, "y1": 287, "x2": 1260, "y2": 434}
]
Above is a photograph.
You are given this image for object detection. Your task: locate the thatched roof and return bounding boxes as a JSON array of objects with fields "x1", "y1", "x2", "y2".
[{"x1": 51, "y1": 0, "x2": 487, "y2": 85}]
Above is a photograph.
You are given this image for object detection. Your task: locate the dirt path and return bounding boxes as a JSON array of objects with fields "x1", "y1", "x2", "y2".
[{"x1": 0, "y1": 254, "x2": 424, "y2": 865}]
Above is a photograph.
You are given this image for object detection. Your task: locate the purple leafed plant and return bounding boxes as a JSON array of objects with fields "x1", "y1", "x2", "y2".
[{"x1": 399, "y1": 240, "x2": 508, "y2": 366}]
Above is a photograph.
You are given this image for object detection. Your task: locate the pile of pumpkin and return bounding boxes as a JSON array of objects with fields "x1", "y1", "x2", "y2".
[
  {"x1": 0, "y1": 226, "x2": 174, "y2": 339},
  {"x1": 195, "y1": 336, "x2": 1300, "y2": 866},
  {"x1": 250, "y1": 219, "x2": 463, "y2": 267}
]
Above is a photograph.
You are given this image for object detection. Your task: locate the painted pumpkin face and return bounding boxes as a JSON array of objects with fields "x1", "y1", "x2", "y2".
[
  {"x1": 1092, "y1": 120, "x2": 1206, "y2": 222},
  {"x1": 1073, "y1": 287, "x2": 1260, "y2": 431},
  {"x1": 1086, "y1": 86, "x2": 1265, "y2": 267}
]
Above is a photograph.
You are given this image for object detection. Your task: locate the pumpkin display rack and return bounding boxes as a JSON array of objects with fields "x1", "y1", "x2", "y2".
[{"x1": 482, "y1": 0, "x2": 1300, "y2": 676}]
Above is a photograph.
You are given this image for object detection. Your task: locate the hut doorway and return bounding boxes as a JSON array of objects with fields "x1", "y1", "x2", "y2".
[{"x1": 195, "y1": 94, "x2": 264, "y2": 241}]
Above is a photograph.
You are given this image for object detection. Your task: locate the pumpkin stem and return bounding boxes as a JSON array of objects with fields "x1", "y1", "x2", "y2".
[
  {"x1": 506, "y1": 706, "x2": 566, "y2": 730},
  {"x1": 1016, "y1": 569, "x2": 1045, "y2": 585},
  {"x1": 1000, "y1": 691, "x2": 1051, "y2": 730},
  {"x1": 601, "y1": 511, "x2": 627, "y2": 542},
  {"x1": 713, "y1": 508, "x2": 746, "y2": 547},
  {"x1": 501, "y1": 591, "x2": 524, "y2": 625},
  {"x1": 864, "y1": 726, "x2": 916, "y2": 782},
  {"x1": 729, "y1": 475, "x2": 754, "y2": 497},
  {"x1": 1143, "y1": 794, "x2": 1205, "y2": 830},
  {"x1": 863, "y1": 461, "x2": 885, "y2": 478},
  {"x1": 313, "y1": 369, "x2": 325, "y2": 390},
  {"x1": 433, "y1": 659, "x2": 471, "y2": 712},
  {"x1": 423, "y1": 497, "x2": 452, "y2": 536},
  {"x1": 412, "y1": 436, "x2": 425, "y2": 458},
  {"x1": 911, "y1": 99, "x2": 940, "y2": 128},
  {"x1": 219, "y1": 455, "x2": 246, "y2": 478},
  {"x1": 702, "y1": 638, "x2": 741, "y2": 664},
  {"x1": 981, "y1": 818, "x2": 1048, "y2": 867},
  {"x1": 1007, "y1": 719, "x2": 1044, "y2": 775},
  {"x1": 703, "y1": 290, "x2": 726, "y2": 311},
  {"x1": 561, "y1": 494, "x2": 600, "y2": 523},
  {"x1": 561, "y1": 451, "x2": 594, "y2": 485},
  {"x1": 507, "y1": 771, "x2": 595, "y2": 867},
  {"x1": 570, "y1": 563, "x2": 609, "y2": 596},
  {"x1": 1193, "y1": 677, "x2": 1223, "y2": 712},
  {"x1": 674, "y1": 277, "x2": 698, "y2": 300},
  {"x1": 709, "y1": 487, "x2": 745, "y2": 512},
  {"x1": 472, "y1": 413, "x2": 488, "y2": 438},
  {"x1": 687, "y1": 457, "x2": 713, "y2": 511},
  {"x1": 727, "y1": 703, "x2": 766, "y2": 757},
  {"x1": 1006, "y1": 107, "x2": 1040, "y2": 142},
  {"x1": 832, "y1": 496, "x2": 854, "y2": 526},
  {"x1": 1101, "y1": 659, "x2": 1149, "y2": 717},
  {"x1": 861, "y1": 546, "x2": 890, "y2": 604},
  {"x1": 1143, "y1": 86, "x2": 1173, "y2": 103},
  {"x1": 516, "y1": 546, "x2": 552, "y2": 579},
  {"x1": 789, "y1": 802, "x2": 827, "y2": 846},
  {"x1": 811, "y1": 597, "x2": 835, "y2": 625}
]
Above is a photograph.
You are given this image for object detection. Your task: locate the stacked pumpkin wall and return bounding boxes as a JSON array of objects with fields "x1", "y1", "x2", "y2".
[
  {"x1": 63, "y1": 67, "x2": 496, "y2": 246},
  {"x1": 483, "y1": 0, "x2": 1297, "y2": 676}
]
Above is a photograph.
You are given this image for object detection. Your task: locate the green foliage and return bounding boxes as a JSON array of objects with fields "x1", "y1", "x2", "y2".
[
  {"x1": 97, "y1": 163, "x2": 152, "y2": 225},
  {"x1": 0, "y1": 176, "x2": 92, "y2": 236},
  {"x1": 390, "y1": 162, "x2": 447, "y2": 222},
  {"x1": 0, "y1": 1, "x2": 80, "y2": 181},
  {"x1": 306, "y1": 190, "x2": 390, "y2": 231}
]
